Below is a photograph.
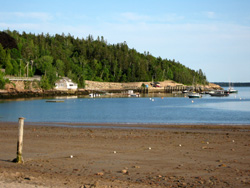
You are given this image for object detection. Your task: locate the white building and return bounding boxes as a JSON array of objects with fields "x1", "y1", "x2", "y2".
[{"x1": 55, "y1": 77, "x2": 78, "y2": 90}]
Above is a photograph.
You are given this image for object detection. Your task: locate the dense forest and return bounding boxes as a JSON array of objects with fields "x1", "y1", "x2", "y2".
[{"x1": 0, "y1": 30, "x2": 208, "y2": 89}]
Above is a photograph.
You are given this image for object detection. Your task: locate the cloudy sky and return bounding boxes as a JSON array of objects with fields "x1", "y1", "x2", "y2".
[{"x1": 1, "y1": 0, "x2": 250, "y2": 82}]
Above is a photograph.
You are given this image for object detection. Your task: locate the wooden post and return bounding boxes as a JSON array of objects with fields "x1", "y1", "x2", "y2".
[{"x1": 14, "y1": 117, "x2": 25, "y2": 163}]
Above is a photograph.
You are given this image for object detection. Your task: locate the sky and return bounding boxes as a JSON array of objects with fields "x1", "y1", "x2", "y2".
[{"x1": 0, "y1": 0, "x2": 250, "y2": 82}]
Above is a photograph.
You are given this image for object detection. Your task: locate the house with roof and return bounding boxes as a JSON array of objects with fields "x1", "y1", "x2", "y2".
[{"x1": 55, "y1": 77, "x2": 78, "y2": 90}]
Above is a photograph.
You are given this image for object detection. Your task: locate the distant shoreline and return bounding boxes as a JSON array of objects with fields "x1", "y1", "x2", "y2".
[{"x1": 213, "y1": 82, "x2": 250, "y2": 87}]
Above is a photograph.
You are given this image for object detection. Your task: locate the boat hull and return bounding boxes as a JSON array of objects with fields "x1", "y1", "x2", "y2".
[
  {"x1": 209, "y1": 90, "x2": 229, "y2": 97},
  {"x1": 188, "y1": 93, "x2": 201, "y2": 98}
]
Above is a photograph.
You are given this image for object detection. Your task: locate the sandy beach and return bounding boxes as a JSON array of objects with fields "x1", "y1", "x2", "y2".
[{"x1": 0, "y1": 122, "x2": 249, "y2": 187}]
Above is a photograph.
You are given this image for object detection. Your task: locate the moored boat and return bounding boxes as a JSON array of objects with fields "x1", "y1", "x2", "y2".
[
  {"x1": 209, "y1": 90, "x2": 229, "y2": 97},
  {"x1": 227, "y1": 87, "x2": 238, "y2": 93},
  {"x1": 227, "y1": 82, "x2": 238, "y2": 93},
  {"x1": 46, "y1": 100, "x2": 64, "y2": 103},
  {"x1": 188, "y1": 92, "x2": 201, "y2": 98}
]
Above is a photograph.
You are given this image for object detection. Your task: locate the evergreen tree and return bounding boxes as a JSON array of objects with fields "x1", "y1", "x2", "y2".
[{"x1": 0, "y1": 30, "x2": 208, "y2": 88}]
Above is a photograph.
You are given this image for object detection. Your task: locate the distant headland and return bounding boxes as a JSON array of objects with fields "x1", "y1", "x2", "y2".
[{"x1": 213, "y1": 82, "x2": 250, "y2": 87}]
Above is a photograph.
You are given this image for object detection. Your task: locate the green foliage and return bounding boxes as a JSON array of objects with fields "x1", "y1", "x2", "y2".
[
  {"x1": 5, "y1": 53, "x2": 13, "y2": 75},
  {"x1": 55, "y1": 59, "x2": 65, "y2": 77},
  {"x1": 1, "y1": 30, "x2": 208, "y2": 89},
  {"x1": 40, "y1": 75, "x2": 51, "y2": 90},
  {"x1": 0, "y1": 43, "x2": 6, "y2": 67},
  {"x1": 0, "y1": 71, "x2": 6, "y2": 89}
]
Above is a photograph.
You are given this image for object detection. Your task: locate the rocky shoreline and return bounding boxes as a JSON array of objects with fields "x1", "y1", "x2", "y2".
[
  {"x1": 0, "y1": 89, "x2": 89, "y2": 99},
  {"x1": 0, "y1": 80, "x2": 222, "y2": 99}
]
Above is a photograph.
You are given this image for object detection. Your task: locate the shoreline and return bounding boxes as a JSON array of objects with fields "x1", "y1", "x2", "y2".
[
  {"x1": 1, "y1": 122, "x2": 249, "y2": 187},
  {"x1": 2, "y1": 121, "x2": 250, "y2": 130}
]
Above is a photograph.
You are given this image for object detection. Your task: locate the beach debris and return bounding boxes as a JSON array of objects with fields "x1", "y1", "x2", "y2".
[
  {"x1": 219, "y1": 164, "x2": 227, "y2": 167},
  {"x1": 70, "y1": 155, "x2": 73, "y2": 158},
  {"x1": 148, "y1": 147, "x2": 152, "y2": 150},
  {"x1": 113, "y1": 151, "x2": 117, "y2": 154},
  {"x1": 132, "y1": 165, "x2": 141, "y2": 169},
  {"x1": 216, "y1": 160, "x2": 223, "y2": 163},
  {"x1": 24, "y1": 177, "x2": 30, "y2": 180},
  {"x1": 95, "y1": 172, "x2": 104, "y2": 176},
  {"x1": 202, "y1": 146, "x2": 214, "y2": 149},
  {"x1": 121, "y1": 169, "x2": 128, "y2": 174},
  {"x1": 232, "y1": 140, "x2": 235, "y2": 142},
  {"x1": 207, "y1": 142, "x2": 210, "y2": 144},
  {"x1": 179, "y1": 144, "x2": 182, "y2": 147}
]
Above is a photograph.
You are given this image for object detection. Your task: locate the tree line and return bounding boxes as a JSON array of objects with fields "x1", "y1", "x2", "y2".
[{"x1": 0, "y1": 30, "x2": 208, "y2": 89}]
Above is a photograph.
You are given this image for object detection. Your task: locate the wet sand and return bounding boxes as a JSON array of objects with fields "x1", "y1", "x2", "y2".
[{"x1": 0, "y1": 122, "x2": 249, "y2": 187}]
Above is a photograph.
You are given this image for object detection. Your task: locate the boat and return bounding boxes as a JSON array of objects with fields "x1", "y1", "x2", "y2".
[
  {"x1": 188, "y1": 77, "x2": 201, "y2": 98},
  {"x1": 128, "y1": 93, "x2": 140, "y2": 97},
  {"x1": 227, "y1": 87, "x2": 238, "y2": 93},
  {"x1": 46, "y1": 100, "x2": 64, "y2": 103},
  {"x1": 227, "y1": 82, "x2": 238, "y2": 93},
  {"x1": 209, "y1": 90, "x2": 229, "y2": 97},
  {"x1": 188, "y1": 92, "x2": 201, "y2": 98}
]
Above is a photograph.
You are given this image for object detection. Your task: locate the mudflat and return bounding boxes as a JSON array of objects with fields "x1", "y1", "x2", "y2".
[{"x1": 0, "y1": 122, "x2": 249, "y2": 187}]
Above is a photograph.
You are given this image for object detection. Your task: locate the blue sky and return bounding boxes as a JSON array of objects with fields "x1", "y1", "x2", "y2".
[{"x1": 1, "y1": 0, "x2": 250, "y2": 82}]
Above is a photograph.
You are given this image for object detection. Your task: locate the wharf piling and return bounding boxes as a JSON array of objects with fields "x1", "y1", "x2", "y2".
[{"x1": 13, "y1": 117, "x2": 25, "y2": 163}]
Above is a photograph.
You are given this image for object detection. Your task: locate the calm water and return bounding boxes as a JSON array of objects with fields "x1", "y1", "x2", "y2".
[{"x1": 0, "y1": 87, "x2": 250, "y2": 125}]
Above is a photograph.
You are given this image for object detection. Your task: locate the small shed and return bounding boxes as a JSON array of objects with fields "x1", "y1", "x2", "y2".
[{"x1": 55, "y1": 77, "x2": 78, "y2": 90}]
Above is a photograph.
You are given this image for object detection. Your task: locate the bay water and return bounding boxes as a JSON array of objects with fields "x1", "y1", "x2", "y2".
[{"x1": 0, "y1": 87, "x2": 250, "y2": 125}]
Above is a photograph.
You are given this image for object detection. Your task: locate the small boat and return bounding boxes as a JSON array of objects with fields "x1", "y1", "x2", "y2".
[
  {"x1": 209, "y1": 90, "x2": 229, "y2": 97},
  {"x1": 128, "y1": 93, "x2": 140, "y2": 97},
  {"x1": 46, "y1": 100, "x2": 64, "y2": 103},
  {"x1": 227, "y1": 82, "x2": 238, "y2": 93},
  {"x1": 188, "y1": 76, "x2": 201, "y2": 98},
  {"x1": 227, "y1": 87, "x2": 238, "y2": 93},
  {"x1": 188, "y1": 92, "x2": 201, "y2": 98}
]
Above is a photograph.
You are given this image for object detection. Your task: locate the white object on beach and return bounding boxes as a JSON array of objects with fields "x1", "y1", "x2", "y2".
[
  {"x1": 232, "y1": 140, "x2": 235, "y2": 142},
  {"x1": 113, "y1": 151, "x2": 116, "y2": 154},
  {"x1": 70, "y1": 155, "x2": 73, "y2": 158},
  {"x1": 148, "y1": 147, "x2": 151, "y2": 150},
  {"x1": 179, "y1": 144, "x2": 182, "y2": 147}
]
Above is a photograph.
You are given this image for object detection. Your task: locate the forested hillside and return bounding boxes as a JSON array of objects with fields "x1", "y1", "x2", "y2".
[{"x1": 0, "y1": 30, "x2": 207, "y2": 89}]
